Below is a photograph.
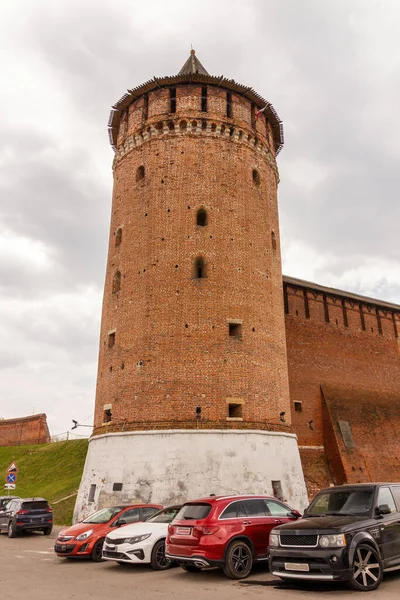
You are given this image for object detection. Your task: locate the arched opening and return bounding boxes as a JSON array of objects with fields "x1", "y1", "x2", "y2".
[
  {"x1": 179, "y1": 120, "x2": 187, "y2": 131},
  {"x1": 211, "y1": 123, "x2": 217, "y2": 133},
  {"x1": 167, "y1": 121, "x2": 175, "y2": 131},
  {"x1": 194, "y1": 256, "x2": 207, "y2": 279},
  {"x1": 136, "y1": 165, "x2": 145, "y2": 181},
  {"x1": 252, "y1": 169, "x2": 260, "y2": 186},
  {"x1": 115, "y1": 228, "x2": 122, "y2": 247},
  {"x1": 196, "y1": 209, "x2": 208, "y2": 227},
  {"x1": 112, "y1": 270, "x2": 121, "y2": 293},
  {"x1": 191, "y1": 120, "x2": 197, "y2": 132}
]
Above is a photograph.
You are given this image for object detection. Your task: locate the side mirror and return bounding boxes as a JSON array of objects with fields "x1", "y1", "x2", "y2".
[
  {"x1": 290, "y1": 510, "x2": 302, "y2": 519},
  {"x1": 377, "y1": 504, "x2": 391, "y2": 516},
  {"x1": 117, "y1": 519, "x2": 126, "y2": 527}
]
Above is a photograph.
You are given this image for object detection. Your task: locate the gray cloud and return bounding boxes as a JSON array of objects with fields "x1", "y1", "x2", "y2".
[{"x1": 0, "y1": 0, "x2": 399, "y2": 433}]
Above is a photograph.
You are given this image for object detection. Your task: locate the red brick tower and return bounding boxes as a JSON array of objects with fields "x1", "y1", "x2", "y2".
[{"x1": 75, "y1": 52, "x2": 307, "y2": 519}]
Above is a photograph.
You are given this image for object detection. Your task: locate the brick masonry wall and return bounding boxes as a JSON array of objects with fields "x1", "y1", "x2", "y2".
[
  {"x1": 285, "y1": 280, "x2": 400, "y2": 487},
  {"x1": 94, "y1": 82, "x2": 290, "y2": 432},
  {"x1": 0, "y1": 414, "x2": 50, "y2": 446}
]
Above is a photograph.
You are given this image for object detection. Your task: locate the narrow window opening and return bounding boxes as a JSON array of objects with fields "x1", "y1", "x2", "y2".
[
  {"x1": 251, "y1": 102, "x2": 257, "y2": 129},
  {"x1": 271, "y1": 231, "x2": 277, "y2": 251},
  {"x1": 226, "y1": 92, "x2": 233, "y2": 118},
  {"x1": 252, "y1": 169, "x2": 260, "y2": 185},
  {"x1": 108, "y1": 332, "x2": 116, "y2": 348},
  {"x1": 201, "y1": 86, "x2": 208, "y2": 112},
  {"x1": 103, "y1": 408, "x2": 112, "y2": 423},
  {"x1": 88, "y1": 484, "x2": 96, "y2": 503},
  {"x1": 196, "y1": 209, "x2": 208, "y2": 226},
  {"x1": 136, "y1": 165, "x2": 145, "y2": 181},
  {"x1": 115, "y1": 228, "x2": 122, "y2": 247},
  {"x1": 294, "y1": 401, "x2": 302, "y2": 412},
  {"x1": 112, "y1": 271, "x2": 121, "y2": 294},
  {"x1": 271, "y1": 480, "x2": 284, "y2": 501},
  {"x1": 143, "y1": 94, "x2": 149, "y2": 120},
  {"x1": 113, "y1": 482, "x2": 123, "y2": 492},
  {"x1": 229, "y1": 322, "x2": 242, "y2": 339},
  {"x1": 170, "y1": 88, "x2": 176, "y2": 113},
  {"x1": 228, "y1": 403, "x2": 242, "y2": 418},
  {"x1": 194, "y1": 256, "x2": 206, "y2": 279}
]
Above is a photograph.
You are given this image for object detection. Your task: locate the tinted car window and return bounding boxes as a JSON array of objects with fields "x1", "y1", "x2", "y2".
[
  {"x1": 142, "y1": 507, "x2": 158, "y2": 520},
  {"x1": 306, "y1": 489, "x2": 373, "y2": 516},
  {"x1": 243, "y1": 499, "x2": 268, "y2": 517},
  {"x1": 83, "y1": 507, "x2": 123, "y2": 524},
  {"x1": 21, "y1": 501, "x2": 49, "y2": 510},
  {"x1": 265, "y1": 499, "x2": 291, "y2": 517},
  {"x1": 220, "y1": 501, "x2": 246, "y2": 519},
  {"x1": 175, "y1": 503, "x2": 212, "y2": 520},
  {"x1": 122, "y1": 508, "x2": 140, "y2": 523},
  {"x1": 377, "y1": 487, "x2": 397, "y2": 513},
  {"x1": 147, "y1": 507, "x2": 181, "y2": 523},
  {"x1": 391, "y1": 486, "x2": 400, "y2": 509}
]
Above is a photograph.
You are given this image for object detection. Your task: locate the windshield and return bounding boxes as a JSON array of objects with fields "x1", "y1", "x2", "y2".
[
  {"x1": 305, "y1": 489, "x2": 374, "y2": 517},
  {"x1": 147, "y1": 507, "x2": 181, "y2": 523},
  {"x1": 83, "y1": 507, "x2": 123, "y2": 524},
  {"x1": 175, "y1": 503, "x2": 212, "y2": 521}
]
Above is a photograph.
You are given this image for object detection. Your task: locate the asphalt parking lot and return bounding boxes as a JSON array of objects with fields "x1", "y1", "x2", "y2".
[{"x1": 1, "y1": 528, "x2": 400, "y2": 600}]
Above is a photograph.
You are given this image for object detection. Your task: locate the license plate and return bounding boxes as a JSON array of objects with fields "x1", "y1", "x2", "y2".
[
  {"x1": 285, "y1": 563, "x2": 310, "y2": 572},
  {"x1": 176, "y1": 527, "x2": 191, "y2": 535},
  {"x1": 61, "y1": 545, "x2": 67, "y2": 552}
]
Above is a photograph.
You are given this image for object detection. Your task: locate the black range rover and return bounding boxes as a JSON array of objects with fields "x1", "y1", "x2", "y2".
[{"x1": 269, "y1": 483, "x2": 400, "y2": 591}]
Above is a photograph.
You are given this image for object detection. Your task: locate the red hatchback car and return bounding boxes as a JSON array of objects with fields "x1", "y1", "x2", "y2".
[
  {"x1": 55, "y1": 504, "x2": 162, "y2": 561},
  {"x1": 166, "y1": 495, "x2": 301, "y2": 579}
]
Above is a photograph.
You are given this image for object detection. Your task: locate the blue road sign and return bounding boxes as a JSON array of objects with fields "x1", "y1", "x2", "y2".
[{"x1": 6, "y1": 473, "x2": 17, "y2": 484}]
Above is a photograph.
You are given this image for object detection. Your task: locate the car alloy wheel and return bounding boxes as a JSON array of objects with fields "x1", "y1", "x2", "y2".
[
  {"x1": 150, "y1": 539, "x2": 171, "y2": 570},
  {"x1": 91, "y1": 538, "x2": 105, "y2": 562},
  {"x1": 349, "y1": 544, "x2": 382, "y2": 591},
  {"x1": 8, "y1": 522, "x2": 16, "y2": 538},
  {"x1": 223, "y1": 540, "x2": 253, "y2": 579}
]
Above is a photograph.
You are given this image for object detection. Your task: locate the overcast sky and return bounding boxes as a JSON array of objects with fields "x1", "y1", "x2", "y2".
[{"x1": 1, "y1": 0, "x2": 399, "y2": 436}]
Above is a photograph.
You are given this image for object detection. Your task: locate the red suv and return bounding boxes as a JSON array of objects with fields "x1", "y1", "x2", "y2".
[
  {"x1": 166, "y1": 495, "x2": 301, "y2": 579},
  {"x1": 55, "y1": 503, "x2": 162, "y2": 561}
]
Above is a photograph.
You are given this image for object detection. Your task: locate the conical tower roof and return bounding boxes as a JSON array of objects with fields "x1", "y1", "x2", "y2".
[{"x1": 178, "y1": 49, "x2": 209, "y2": 76}]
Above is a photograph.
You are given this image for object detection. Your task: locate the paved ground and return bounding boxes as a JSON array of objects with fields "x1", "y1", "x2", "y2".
[{"x1": 1, "y1": 527, "x2": 400, "y2": 599}]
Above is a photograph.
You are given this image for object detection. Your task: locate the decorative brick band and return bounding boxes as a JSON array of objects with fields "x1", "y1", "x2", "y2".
[
  {"x1": 92, "y1": 419, "x2": 294, "y2": 438},
  {"x1": 113, "y1": 117, "x2": 279, "y2": 180}
]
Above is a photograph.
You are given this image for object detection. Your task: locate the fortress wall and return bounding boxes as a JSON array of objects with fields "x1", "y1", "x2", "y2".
[{"x1": 0, "y1": 414, "x2": 50, "y2": 447}]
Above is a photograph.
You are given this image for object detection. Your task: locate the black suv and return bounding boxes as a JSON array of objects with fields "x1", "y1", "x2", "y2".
[
  {"x1": 269, "y1": 483, "x2": 400, "y2": 591},
  {"x1": 0, "y1": 497, "x2": 53, "y2": 537}
]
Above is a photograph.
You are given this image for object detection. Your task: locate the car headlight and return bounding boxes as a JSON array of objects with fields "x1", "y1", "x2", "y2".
[
  {"x1": 269, "y1": 533, "x2": 279, "y2": 547},
  {"x1": 76, "y1": 529, "x2": 94, "y2": 541},
  {"x1": 124, "y1": 533, "x2": 151, "y2": 544},
  {"x1": 319, "y1": 534, "x2": 346, "y2": 548}
]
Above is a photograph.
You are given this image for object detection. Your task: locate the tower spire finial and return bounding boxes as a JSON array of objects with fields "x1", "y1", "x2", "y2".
[{"x1": 178, "y1": 49, "x2": 209, "y2": 75}]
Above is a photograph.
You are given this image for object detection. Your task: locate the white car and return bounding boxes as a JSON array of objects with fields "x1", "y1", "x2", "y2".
[{"x1": 102, "y1": 505, "x2": 181, "y2": 570}]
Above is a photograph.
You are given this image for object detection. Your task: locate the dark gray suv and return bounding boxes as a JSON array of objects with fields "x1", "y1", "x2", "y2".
[{"x1": 0, "y1": 497, "x2": 53, "y2": 537}]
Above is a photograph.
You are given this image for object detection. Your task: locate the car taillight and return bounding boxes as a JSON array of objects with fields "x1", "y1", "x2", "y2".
[
  {"x1": 168, "y1": 524, "x2": 175, "y2": 535},
  {"x1": 194, "y1": 526, "x2": 219, "y2": 536},
  {"x1": 17, "y1": 510, "x2": 29, "y2": 515},
  {"x1": 46, "y1": 507, "x2": 53, "y2": 513}
]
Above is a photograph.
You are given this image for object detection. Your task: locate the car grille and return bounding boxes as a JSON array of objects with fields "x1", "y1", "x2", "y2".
[
  {"x1": 103, "y1": 551, "x2": 129, "y2": 560},
  {"x1": 280, "y1": 534, "x2": 318, "y2": 547},
  {"x1": 55, "y1": 544, "x2": 76, "y2": 554},
  {"x1": 57, "y1": 536, "x2": 74, "y2": 542},
  {"x1": 105, "y1": 536, "x2": 126, "y2": 545}
]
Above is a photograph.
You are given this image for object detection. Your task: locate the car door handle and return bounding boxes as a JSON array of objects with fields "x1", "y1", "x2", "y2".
[
  {"x1": 274, "y1": 519, "x2": 283, "y2": 523},
  {"x1": 242, "y1": 521, "x2": 252, "y2": 525}
]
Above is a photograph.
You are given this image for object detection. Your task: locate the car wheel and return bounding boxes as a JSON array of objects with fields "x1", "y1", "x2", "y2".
[
  {"x1": 8, "y1": 521, "x2": 16, "y2": 538},
  {"x1": 348, "y1": 543, "x2": 382, "y2": 591},
  {"x1": 42, "y1": 527, "x2": 52, "y2": 536},
  {"x1": 91, "y1": 538, "x2": 105, "y2": 562},
  {"x1": 150, "y1": 539, "x2": 172, "y2": 570},
  {"x1": 181, "y1": 564, "x2": 202, "y2": 573},
  {"x1": 223, "y1": 540, "x2": 253, "y2": 579}
]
